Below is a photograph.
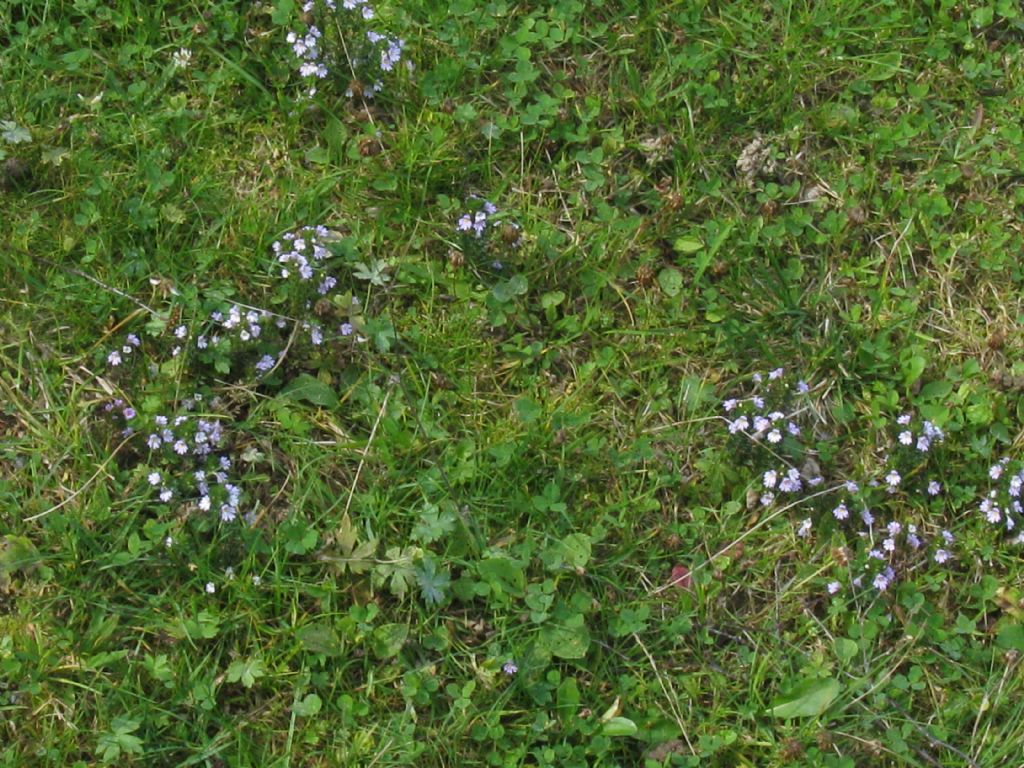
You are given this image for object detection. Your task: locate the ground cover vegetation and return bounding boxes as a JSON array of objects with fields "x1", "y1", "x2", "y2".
[{"x1": 3, "y1": 0, "x2": 1024, "y2": 765}]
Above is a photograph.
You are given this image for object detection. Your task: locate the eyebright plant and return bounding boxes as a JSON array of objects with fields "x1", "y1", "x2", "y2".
[
  {"x1": 285, "y1": 0, "x2": 407, "y2": 98},
  {"x1": 722, "y1": 369, "x2": 957, "y2": 597},
  {"x1": 454, "y1": 196, "x2": 522, "y2": 274}
]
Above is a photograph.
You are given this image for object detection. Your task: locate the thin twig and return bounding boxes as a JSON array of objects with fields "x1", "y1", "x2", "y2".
[
  {"x1": 342, "y1": 385, "x2": 392, "y2": 518},
  {"x1": 35, "y1": 256, "x2": 158, "y2": 315}
]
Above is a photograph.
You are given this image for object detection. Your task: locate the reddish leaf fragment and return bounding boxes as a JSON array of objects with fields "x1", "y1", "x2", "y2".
[{"x1": 669, "y1": 564, "x2": 692, "y2": 590}]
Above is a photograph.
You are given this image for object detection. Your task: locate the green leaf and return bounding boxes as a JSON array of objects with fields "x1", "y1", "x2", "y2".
[
  {"x1": 556, "y1": 677, "x2": 581, "y2": 722},
  {"x1": 1, "y1": 120, "x2": 32, "y2": 144},
  {"x1": 514, "y1": 397, "x2": 542, "y2": 423},
  {"x1": 767, "y1": 676, "x2": 841, "y2": 718},
  {"x1": 281, "y1": 519, "x2": 318, "y2": 555},
  {"x1": 996, "y1": 623, "x2": 1024, "y2": 652},
  {"x1": 673, "y1": 237, "x2": 704, "y2": 254},
  {"x1": 919, "y1": 380, "x2": 953, "y2": 400},
  {"x1": 296, "y1": 623, "x2": 343, "y2": 656},
  {"x1": 371, "y1": 623, "x2": 409, "y2": 658},
  {"x1": 657, "y1": 267, "x2": 683, "y2": 297},
  {"x1": 538, "y1": 613, "x2": 590, "y2": 659},
  {"x1": 415, "y1": 556, "x2": 450, "y2": 606},
  {"x1": 864, "y1": 52, "x2": 903, "y2": 81},
  {"x1": 304, "y1": 146, "x2": 330, "y2": 165},
  {"x1": 271, "y1": 0, "x2": 295, "y2": 25},
  {"x1": 834, "y1": 638, "x2": 858, "y2": 663},
  {"x1": 477, "y1": 556, "x2": 526, "y2": 597},
  {"x1": 602, "y1": 717, "x2": 638, "y2": 737},
  {"x1": 293, "y1": 692, "x2": 323, "y2": 717},
  {"x1": 279, "y1": 374, "x2": 338, "y2": 408},
  {"x1": 226, "y1": 657, "x2": 266, "y2": 689}
]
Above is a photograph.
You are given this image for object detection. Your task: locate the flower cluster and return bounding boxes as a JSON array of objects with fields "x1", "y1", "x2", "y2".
[
  {"x1": 106, "y1": 333, "x2": 142, "y2": 367},
  {"x1": 272, "y1": 225, "x2": 337, "y2": 294},
  {"x1": 722, "y1": 370, "x2": 957, "y2": 596},
  {"x1": 976, "y1": 458, "x2": 1024, "y2": 536},
  {"x1": 140, "y1": 394, "x2": 247, "y2": 524},
  {"x1": 285, "y1": 0, "x2": 406, "y2": 99},
  {"x1": 286, "y1": 25, "x2": 328, "y2": 96},
  {"x1": 99, "y1": 397, "x2": 138, "y2": 437},
  {"x1": 456, "y1": 198, "x2": 498, "y2": 239}
]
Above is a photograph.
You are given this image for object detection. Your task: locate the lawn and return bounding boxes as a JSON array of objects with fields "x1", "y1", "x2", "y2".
[{"x1": 3, "y1": 0, "x2": 1024, "y2": 765}]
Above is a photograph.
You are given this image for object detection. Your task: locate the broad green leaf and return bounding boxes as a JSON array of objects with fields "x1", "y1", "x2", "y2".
[
  {"x1": 864, "y1": 52, "x2": 903, "y2": 81},
  {"x1": 996, "y1": 623, "x2": 1024, "y2": 652},
  {"x1": 538, "y1": 613, "x2": 590, "y2": 659},
  {"x1": 673, "y1": 237, "x2": 704, "y2": 254},
  {"x1": 658, "y1": 267, "x2": 683, "y2": 297},
  {"x1": 602, "y1": 717, "x2": 638, "y2": 737},
  {"x1": 293, "y1": 692, "x2": 323, "y2": 717},
  {"x1": 514, "y1": 397, "x2": 542, "y2": 423},
  {"x1": 226, "y1": 657, "x2": 266, "y2": 689},
  {"x1": 767, "y1": 676, "x2": 841, "y2": 718},
  {"x1": 477, "y1": 556, "x2": 526, "y2": 597},
  {"x1": 371, "y1": 623, "x2": 409, "y2": 658},
  {"x1": 279, "y1": 374, "x2": 338, "y2": 408},
  {"x1": 296, "y1": 623, "x2": 343, "y2": 656},
  {"x1": 834, "y1": 638, "x2": 858, "y2": 662}
]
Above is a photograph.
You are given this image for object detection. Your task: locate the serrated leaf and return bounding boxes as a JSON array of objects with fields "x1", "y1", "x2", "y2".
[
  {"x1": 337, "y1": 513, "x2": 358, "y2": 556},
  {"x1": 767, "y1": 676, "x2": 841, "y2": 718},
  {"x1": 226, "y1": 657, "x2": 266, "y2": 689},
  {"x1": 1, "y1": 121, "x2": 31, "y2": 144},
  {"x1": 279, "y1": 373, "x2": 338, "y2": 408},
  {"x1": 415, "y1": 556, "x2": 450, "y2": 606}
]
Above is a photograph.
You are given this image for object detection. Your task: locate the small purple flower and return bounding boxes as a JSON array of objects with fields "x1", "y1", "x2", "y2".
[
  {"x1": 795, "y1": 380, "x2": 809, "y2": 394},
  {"x1": 797, "y1": 518, "x2": 812, "y2": 538},
  {"x1": 502, "y1": 660, "x2": 518, "y2": 676},
  {"x1": 927, "y1": 480, "x2": 941, "y2": 496},
  {"x1": 832, "y1": 502, "x2": 849, "y2": 520},
  {"x1": 107, "y1": 350, "x2": 122, "y2": 366},
  {"x1": 255, "y1": 354, "x2": 276, "y2": 374},
  {"x1": 827, "y1": 581, "x2": 841, "y2": 595},
  {"x1": 123, "y1": 407, "x2": 136, "y2": 420},
  {"x1": 934, "y1": 549, "x2": 950, "y2": 564}
]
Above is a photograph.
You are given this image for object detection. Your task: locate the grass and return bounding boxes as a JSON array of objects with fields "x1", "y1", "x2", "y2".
[{"x1": 3, "y1": 0, "x2": 1024, "y2": 765}]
